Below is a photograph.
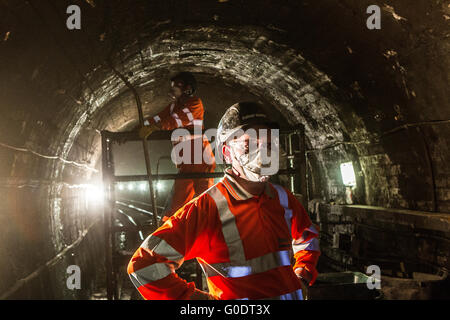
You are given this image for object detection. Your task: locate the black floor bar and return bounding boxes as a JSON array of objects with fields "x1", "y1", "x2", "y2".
[{"x1": 113, "y1": 169, "x2": 297, "y2": 182}]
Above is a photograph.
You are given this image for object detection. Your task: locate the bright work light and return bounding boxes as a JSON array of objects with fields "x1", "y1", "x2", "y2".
[
  {"x1": 340, "y1": 162, "x2": 356, "y2": 187},
  {"x1": 139, "y1": 183, "x2": 147, "y2": 191}
]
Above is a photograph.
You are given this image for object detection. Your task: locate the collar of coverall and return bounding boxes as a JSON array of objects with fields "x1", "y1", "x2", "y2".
[{"x1": 222, "y1": 168, "x2": 276, "y2": 201}]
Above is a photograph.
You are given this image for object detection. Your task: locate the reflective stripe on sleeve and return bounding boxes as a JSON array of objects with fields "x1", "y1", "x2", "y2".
[
  {"x1": 298, "y1": 225, "x2": 319, "y2": 242},
  {"x1": 182, "y1": 108, "x2": 194, "y2": 121},
  {"x1": 293, "y1": 237, "x2": 320, "y2": 253},
  {"x1": 141, "y1": 235, "x2": 184, "y2": 262},
  {"x1": 171, "y1": 113, "x2": 183, "y2": 127},
  {"x1": 153, "y1": 115, "x2": 161, "y2": 123},
  {"x1": 129, "y1": 262, "x2": 172, "y2": 286},
  {"x1": 307, "y1": 224, "x2": 319, "y2": 234},
  {"x1": 144, "y1": 120, "x2": 150, "y2": 126}
]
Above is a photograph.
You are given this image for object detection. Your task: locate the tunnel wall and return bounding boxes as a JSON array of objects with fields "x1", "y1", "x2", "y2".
[
  {"x1": 0, "y1": 117, "x2": 105, "y2": 299},
  {"x1": 0, "y1": 176, "x2": 105, "y2": 299},
  {"x1": 309, "y1": 201, "x2": 450, "y2": 279},
  {"x1": 308, "y1": 124, "x2": 450, "y2": 212}
]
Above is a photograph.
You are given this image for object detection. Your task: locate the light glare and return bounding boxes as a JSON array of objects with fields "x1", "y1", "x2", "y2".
[{"x1": 85, "y1": 184, "x2": 104, "y2": 206}]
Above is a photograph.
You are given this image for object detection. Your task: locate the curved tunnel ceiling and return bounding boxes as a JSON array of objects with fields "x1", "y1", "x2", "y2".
[{"x1": 69, "y1": 25, "x2": 370, "y2": 174}]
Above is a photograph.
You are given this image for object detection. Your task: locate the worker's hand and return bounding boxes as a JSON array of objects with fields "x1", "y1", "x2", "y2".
[
  {"x1": 190, "y1": 288, "x2": 218, "y2": 300},
  {"x1": 138, "y1": 124, "x2": 159, "y2": 140},
  {"x1": 299, "y1": 278, "x2": 309, "y2": 300},
  {"x1": 295, "y1": 267, "x2": 312, "y2": 300}
]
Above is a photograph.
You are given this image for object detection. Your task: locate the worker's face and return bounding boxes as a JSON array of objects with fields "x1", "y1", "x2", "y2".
[
  {"x1": 223, "y1": 124, "x2": 279, "y2": 181},
  {"x1": 170, "y1": 80, "x2": 192, "y2": 100},
  {"x1": 170, "y1": 81, "x2": 183, "y2": 99}
]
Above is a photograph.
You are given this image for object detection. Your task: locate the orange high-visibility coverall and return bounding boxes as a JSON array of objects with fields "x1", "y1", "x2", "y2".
[
  {"x1": 145, "y1": 96, "x2": 216, "y2": 220},
  {"x1": 127, "y1": 169, "x2": 320, "y2": 300}
]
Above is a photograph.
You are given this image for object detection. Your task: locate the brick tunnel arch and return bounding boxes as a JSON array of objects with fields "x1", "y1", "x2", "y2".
[{"x1": 65, "y1": 24, "x2": 370, "y2": 205}]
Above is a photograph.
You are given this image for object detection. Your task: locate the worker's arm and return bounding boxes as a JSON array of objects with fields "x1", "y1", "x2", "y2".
[
  {"x1": 134, "y1": 105, "x2": 167, "y2": 140},
  {"x1": 127, "y1": 197, "x2": 214, "y2": 300},
  {"x1": 145, "y1": 97, "x2": 204, "y2": 131},
  {"x1": 144, "y1": 103, "x2": 170, "y2": 128},
  {"x1": 287, "y1": 191, "x2": 321, "y2": 286}
]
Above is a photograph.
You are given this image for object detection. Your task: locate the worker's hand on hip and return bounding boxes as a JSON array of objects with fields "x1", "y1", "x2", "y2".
[
  {"x1": 295, "y1": 267, "x2": 312, "y2": 300},
  {"x1": 299, "y1": 278, "x2": 309, "y2": 300},
  {"x1": 138, "y1": 124, "x2": 158, "y2": 140},
  {"x1": 190, "y1": 288, "x2": 218, "y2": 300}
]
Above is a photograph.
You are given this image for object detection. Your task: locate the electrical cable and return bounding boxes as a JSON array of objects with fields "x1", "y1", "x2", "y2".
[{"x1": 0, "y1": 141, "x2": 98, "y2": 172}]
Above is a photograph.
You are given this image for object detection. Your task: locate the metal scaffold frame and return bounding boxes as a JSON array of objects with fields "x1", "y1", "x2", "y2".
[{"x1": 101, "y1": 126, "x2": 306, "y2": 300}]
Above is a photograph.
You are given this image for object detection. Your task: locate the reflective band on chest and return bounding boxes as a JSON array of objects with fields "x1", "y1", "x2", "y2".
[
  {"x1": 199, "y1": 250, "x2": 291, "y2": 278},
  {"x1": 272, "y1": 184, "x2": 293, "y2": 233},
  {"x1": 208, "y1": 186, "x2": 246, "y2": 263},
  {"x1": 205, "y1": 185, "x2": 294, "y2": 280}
]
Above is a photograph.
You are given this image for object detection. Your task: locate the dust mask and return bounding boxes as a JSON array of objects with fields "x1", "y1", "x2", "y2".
[{"x1": 229, "y1": 142, "x2": 275, "y2": 182}]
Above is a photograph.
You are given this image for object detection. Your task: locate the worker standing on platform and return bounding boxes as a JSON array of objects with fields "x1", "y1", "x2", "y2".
[
  {"x1": 138, "y1": 72, "x2": 216, "y2": 222},
  {"x1": 128, "y1": 101, "x2": 320, "y2": 300}
]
